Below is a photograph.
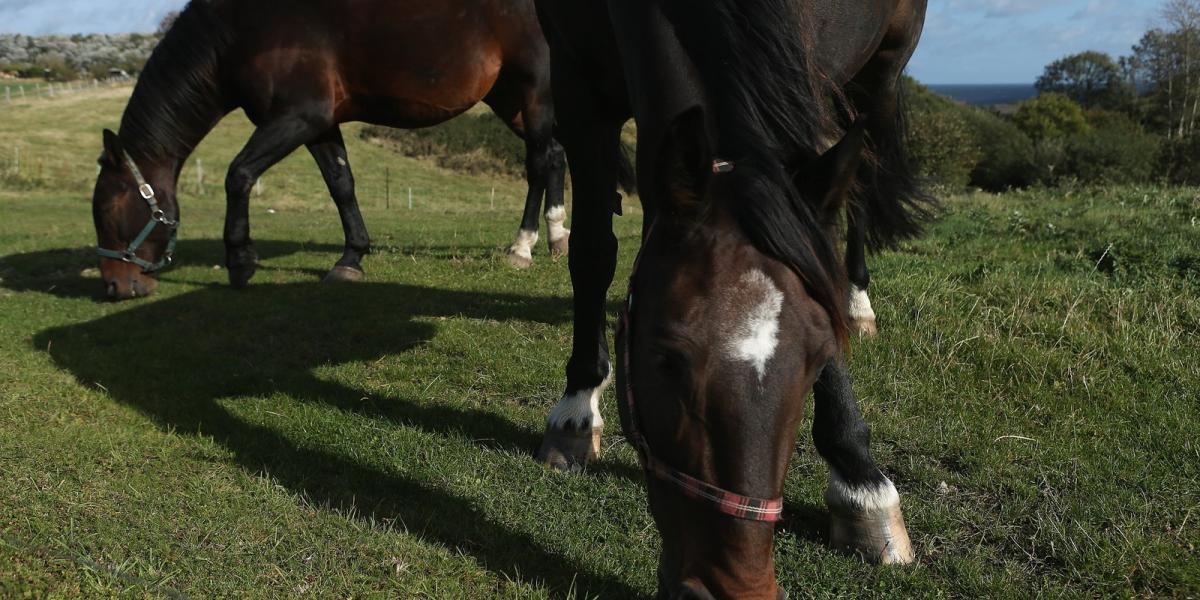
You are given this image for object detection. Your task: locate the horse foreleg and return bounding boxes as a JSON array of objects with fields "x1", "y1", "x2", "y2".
[
  {"x1": 536, "y1": 107, "x2": 623, "y2": 471},
  {"x1": 308, "y1": 126, "x2": 370, "y2": 283},
  {"x1": 224, "y1": 116, "x2": 321, "y2": 288},
  {"x1": 812, "y1": 359, "x2": 914, "y2": 564}
]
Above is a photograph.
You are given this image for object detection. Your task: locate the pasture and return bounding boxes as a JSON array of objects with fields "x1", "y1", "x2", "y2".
[{"x1": 1, "y1": 85, "x2": 1198, "y2": 598}]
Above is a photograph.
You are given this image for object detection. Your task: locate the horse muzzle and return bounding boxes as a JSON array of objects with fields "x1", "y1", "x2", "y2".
[{"x1": 102, "y1": 264, "x2": 158, "y2": 300}]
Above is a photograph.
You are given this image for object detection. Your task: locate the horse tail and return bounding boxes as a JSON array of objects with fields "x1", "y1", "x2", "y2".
[
  {"x1": 851, "y1": 81, "x2": 938, "y2": 250},
  {"x1": 616, "y1": 140, "x2": 637, "y2": 196}
]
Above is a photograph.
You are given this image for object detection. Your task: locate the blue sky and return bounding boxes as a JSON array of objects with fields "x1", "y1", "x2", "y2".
[
  {"x1": 0, "y1": 0, "x2": 1165, "y2": 84},
  {"x1": 909, "y1": 0, "x2": 1161, "y2": 83}
]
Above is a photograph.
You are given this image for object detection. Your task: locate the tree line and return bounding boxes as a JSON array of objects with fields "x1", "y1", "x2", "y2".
[
  {"x1": 913, "y1": 0, "x2": 1200, "y2": 189},
  {"x1": 0, "y1": 13, "x2": 177, "y2": 81}
]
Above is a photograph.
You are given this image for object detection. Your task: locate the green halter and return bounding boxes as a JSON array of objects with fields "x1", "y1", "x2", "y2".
[{"x1": 96, "y1": 151, "x2": 178, "y2": 273}]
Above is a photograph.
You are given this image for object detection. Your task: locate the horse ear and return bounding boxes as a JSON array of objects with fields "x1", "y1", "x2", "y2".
[
  {"x1": 656, "y1": 106, "x2": 712, "y2": 211},
  {"x1": 101, "y1": 129, "x2": 123, "y2": 166},
  {"x1": 797, "y1": 117, "x2": 868, "y2": 217}
]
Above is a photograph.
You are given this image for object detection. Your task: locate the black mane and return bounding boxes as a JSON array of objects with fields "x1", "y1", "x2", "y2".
[
  {"x1": 119, "y1": 0, "x2": 232, "y2": 162},
  {"x1": 665, "y1": 0, "x2": 853, "y2": 340}
]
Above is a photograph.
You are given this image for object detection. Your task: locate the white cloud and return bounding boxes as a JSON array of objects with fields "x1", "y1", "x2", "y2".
[
  {"x1": 911, "y1": 0, "x2": 1159, "y2": 83},
  {"x1": 0, "y1": 0, "x2": 188, "y2": 34}
]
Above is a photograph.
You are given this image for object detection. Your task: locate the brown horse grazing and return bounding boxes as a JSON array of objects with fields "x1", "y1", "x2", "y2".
[
  {"x1": 534, "y1": 0, "x2": 930, "y2": 597},
  {"x1": 93, "y1": 0, "x2": 568, "y2": 299}
]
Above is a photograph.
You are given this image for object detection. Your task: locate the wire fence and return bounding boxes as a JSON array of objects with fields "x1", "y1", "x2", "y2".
[
  {"x1": 2, "y1": 77, "x2": 536, "y2": 215},
  {"x1": 2, "y1": 77, "x2": 134, "y2": 105},
  {"x1": 2, "y1": 142, "x2": 530, "y2": 219}
]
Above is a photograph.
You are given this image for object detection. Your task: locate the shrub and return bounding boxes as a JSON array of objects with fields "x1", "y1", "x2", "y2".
[
  {"x1": 1159, "y1": 133, "x2": 1200, "y2": 185},
  {"x1": 902, "y1": 78, "x2": 982, "y2": 189},
  {"x1": 1013, "y1": 93, "x2": 1090, "y2": 142},
  {"x1": 908, "y1": 104, "x2": 981, "y2": 189},
  {"x1": 960, "y1": 108, "x2": 1038, "y2": 190},
  {"x1": 360, "y1": 112, "x2": 526, "y2": 177},
  {"x1": 902, "y1": 77, "x2": 1040, "y2": 191},
  {"x1": 1061, "y1": 111, "x2": 1159, "y2": 184}
]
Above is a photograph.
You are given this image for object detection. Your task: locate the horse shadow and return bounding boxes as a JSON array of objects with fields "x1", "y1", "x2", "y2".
[
  {"x1": 34, "y1": 281, "x2": 644, "y2": 598},
  {"x1": 0, "y1": 239, "x2": 345, "y2": 299}
]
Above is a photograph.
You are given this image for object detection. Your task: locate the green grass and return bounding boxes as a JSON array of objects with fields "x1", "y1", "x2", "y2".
[{"x1": 1, "y1": 86, "x2": 1198, "y2": 598}]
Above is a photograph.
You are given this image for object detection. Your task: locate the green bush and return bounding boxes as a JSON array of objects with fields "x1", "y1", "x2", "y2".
[
  {"x1": 1158, "y1": 133, "x2": 1200, "y2": 185},
  {"x1": 902, "y1": 77, "x2": 1042, "y2": 191},
  {"x1": 1013, "y1": 93, "x2": 1091, "y2": 142},
  {"x1": 1060, "y1": 111, "x2": 1159, "y2": 184},
  {"x1": 960, "y1": 108, "x2": 1038, "y2": 190},
  {"x1": 903, "y1": 78, "x2": 982, "y2": 189},
  {"x1": 360, "y1": 112, "x2": 526, "y2": 177},
  {"x1": 908, "y1": 105, "x2": 981, "y2": 189}
]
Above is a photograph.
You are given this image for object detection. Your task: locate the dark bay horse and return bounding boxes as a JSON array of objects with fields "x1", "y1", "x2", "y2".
[
  {"x1": 93, "y1": 0, "x2": 567, "y2": 299},
  {"x1": 534, "y1": 0, "x2": 930, "y2": 596}
]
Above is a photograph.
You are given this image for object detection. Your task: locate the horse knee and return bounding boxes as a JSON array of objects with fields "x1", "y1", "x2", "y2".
[
  {"x1": 526, "y1": 138, "x2": 565, "y2": 177},
  {"x1": 546, "y1": 139, "x2": 566, "y2": 170},
  {"x1": 225, "y1": 166, "x2": 256, "y2": 197}
]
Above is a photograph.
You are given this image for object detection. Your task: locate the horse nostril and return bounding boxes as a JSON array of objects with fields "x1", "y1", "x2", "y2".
[{"x1": 106, "y1": 280, "x2": 119, "y2": 298}]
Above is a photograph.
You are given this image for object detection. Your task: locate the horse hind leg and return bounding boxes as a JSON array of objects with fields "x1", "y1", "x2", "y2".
[
  {"x1": 491, "y1": 75, "x2": 565, "y2": 268},
  {"x1": 506, "y1": 185, "x2": 544, "y2": 270},
  {"x1": 812, "y1": 359, "x2": 914, "y2": 564},
  {"x1": 846, "y1": 208, "x2": 878, "y2": 337},
  {"x1": 542, "y1": 138, "x2": 569, "y2": 258},
  {"x1": 308, "y1": 127, "x2": 370, "y2": 283}
]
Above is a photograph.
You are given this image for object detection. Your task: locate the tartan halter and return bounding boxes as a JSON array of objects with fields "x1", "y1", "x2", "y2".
[
  {"x1": 96, "y1": 150, "x2": 178, "y2": 273},
  {"x1": 617, "y1": 160, "x2": 784, "y2": 522}
]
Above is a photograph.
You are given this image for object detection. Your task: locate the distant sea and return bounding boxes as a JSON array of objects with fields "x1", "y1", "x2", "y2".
[{"x1": 927, "y1": 84, "x2": 1037, "y2": 107}]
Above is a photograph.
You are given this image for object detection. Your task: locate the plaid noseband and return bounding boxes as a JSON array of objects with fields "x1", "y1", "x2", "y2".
[{"x1": 618, "y1": 201, "x2": 784, "y2": 523}]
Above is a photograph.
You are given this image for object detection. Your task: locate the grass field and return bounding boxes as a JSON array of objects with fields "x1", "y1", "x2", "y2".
[{"x1": 1, "y1": 86, "x2": 1198, "y2": 598}]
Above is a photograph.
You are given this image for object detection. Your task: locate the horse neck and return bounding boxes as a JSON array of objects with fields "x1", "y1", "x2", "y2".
[{"x1": 117, "y1": 9, "x2": 233, "y2": 190}]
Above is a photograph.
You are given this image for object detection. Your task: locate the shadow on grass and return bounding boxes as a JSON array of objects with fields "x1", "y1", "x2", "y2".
[
  {"x1": 34, "y1": 281, "x2": 644, "y2": 598},
  {"x1": 0, "y1": 240, "x2": 345, "y2": 299}
]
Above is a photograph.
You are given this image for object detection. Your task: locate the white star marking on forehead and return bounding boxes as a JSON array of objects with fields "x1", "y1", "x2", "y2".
[{"x1": 725, "y1": 269, "x2": 784, "y2": 380}]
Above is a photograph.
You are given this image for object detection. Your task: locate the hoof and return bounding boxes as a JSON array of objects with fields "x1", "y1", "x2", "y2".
[
  {"x1": 549, "y1": 233, "x2": 570, "y2": 259},
  {"x1": 227, "y1": 263, "x2": 257, "y2": 289},
  {"x1": 536, "y1": 426, "x2": 602, "y2": 472},
  {"x1": 829, "y1": 503, "x2": 914, "y2": 564},
  {"x1": 505, "y1": 249, "x2": 533, "y2": 269},
  {"x1": 323, "y1": 265, "x2": 365, "y2": 283},
  {"x1": 850, "y1": 317, "x2": 878, "y2": 338}
]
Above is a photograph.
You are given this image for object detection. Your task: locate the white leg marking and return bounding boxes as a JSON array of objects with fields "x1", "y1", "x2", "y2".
[
  {"x1": 545, "y1": 205, "x2": 569, "y2": 244},
  {"x1": 825, "y1": 469, "x2": 900, "y2": 514},
  {"x1": 547, "y1": 371, "x2": 611, "y2": 431},
  {"x1": 848, "y1": 284, "x2": 876, "y2": 323},
  {"x1": 724, "y1": 269, "x2": 784, "y2": 380},
  {"x1": 507, "y1": 229, "x2": 539, "y2": 261}
]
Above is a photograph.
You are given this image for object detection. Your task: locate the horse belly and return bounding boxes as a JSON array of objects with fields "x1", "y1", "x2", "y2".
[
  {"x1": 348, "y1": 54, "x2": 503, "y2": 128},
  {"x1": 339, "y1": 12, "x2": 506, "y2": 128}
]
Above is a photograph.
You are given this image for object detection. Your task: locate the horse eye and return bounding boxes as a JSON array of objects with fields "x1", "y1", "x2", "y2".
[{"x1": 651, "y1": 348, "x2": 689, "y2": 378}]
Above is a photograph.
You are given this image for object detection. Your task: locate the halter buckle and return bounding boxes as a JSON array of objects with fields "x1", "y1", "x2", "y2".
[
  {"x1": 151, "y1": 209, "x2": 176, "y2": 226},
  {"x1": 138, "y1": 183, "x2": 155, "y2": 200},
  {"x1": 712, "y1": 159, "x2": 735, "y2": 174}
]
